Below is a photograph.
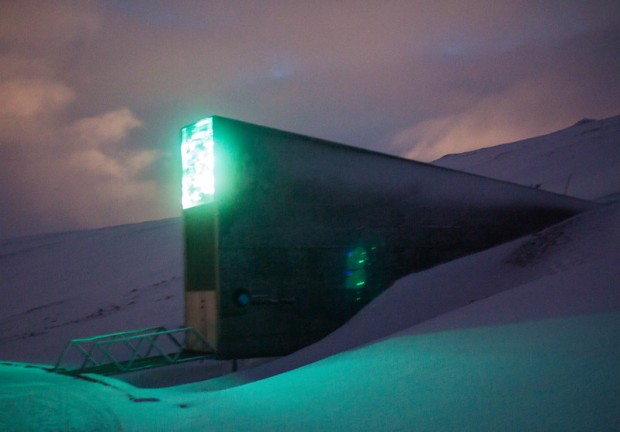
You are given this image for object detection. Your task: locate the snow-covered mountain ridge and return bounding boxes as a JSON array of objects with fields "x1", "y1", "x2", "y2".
[{"x1": 434, "y1": 114, "x2": 620, "y2": 202}]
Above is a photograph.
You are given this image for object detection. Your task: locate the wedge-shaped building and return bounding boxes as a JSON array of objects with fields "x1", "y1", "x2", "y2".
[{"x1": 181, "y1": 116, "x2": 594, "y2": 358}]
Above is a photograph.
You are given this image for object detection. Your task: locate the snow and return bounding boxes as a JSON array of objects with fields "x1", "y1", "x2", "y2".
[
  {"x1": 0, "y1": 219, "x2": 185, "y2": 364},
  {"x1": 434, "y1": 115, "x2": 620, "y2": 202},
  {"x1": 1, "y1": 115, "x2": 619, "y2": 430}
]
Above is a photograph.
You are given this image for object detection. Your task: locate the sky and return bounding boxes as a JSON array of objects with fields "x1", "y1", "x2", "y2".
[{"x1": 1, "y1": 0, "x2": 619, "y2": 238}]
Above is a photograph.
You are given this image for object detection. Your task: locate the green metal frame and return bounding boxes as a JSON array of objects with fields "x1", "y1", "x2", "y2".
[{"x1": 53, "y1": 326, "x2": 214, "y2": 376}]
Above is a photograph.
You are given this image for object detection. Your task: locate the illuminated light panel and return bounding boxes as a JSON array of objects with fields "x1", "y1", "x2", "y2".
[{"x1": 181, "y1": 117, "x2": 215, "y2": 209}]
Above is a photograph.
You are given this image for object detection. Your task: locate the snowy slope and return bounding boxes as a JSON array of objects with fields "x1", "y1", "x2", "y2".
[
  {"x1": 1, "y1": 117, "x2": 620, "y2": 430},
  {"x1": 434, "y1": 115, "x2": 620, "y2": 203},
  {"x1": 0, "y1": 219, "x2": 184, "y2": 364},
  {"x1": 1, "y1": 201, "x2": 619, "y2": 431}
]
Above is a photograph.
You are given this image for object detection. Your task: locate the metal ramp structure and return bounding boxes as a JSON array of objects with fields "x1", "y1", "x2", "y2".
[{"x1": 53, "y1": 326, "x2": 214, "y2": 376}]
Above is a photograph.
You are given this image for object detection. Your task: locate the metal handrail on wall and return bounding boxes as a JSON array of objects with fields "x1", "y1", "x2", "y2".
[{"x1": 53, "y1": 326, "x2": 214, "y2": 375}]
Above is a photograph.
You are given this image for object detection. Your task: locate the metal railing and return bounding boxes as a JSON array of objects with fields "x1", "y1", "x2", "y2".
[{"x1": 54, "y1": 326, "x2": 214, "y2": 375}]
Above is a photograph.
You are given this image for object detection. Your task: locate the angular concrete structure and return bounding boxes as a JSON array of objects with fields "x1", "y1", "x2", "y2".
[{"x1": 181, "y1": 116, "x2": 595, "y2": 359}]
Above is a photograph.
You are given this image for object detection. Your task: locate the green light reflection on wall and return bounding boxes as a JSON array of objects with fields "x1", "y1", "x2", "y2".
[
  {"x1": 181, "y1": 117, "x2": 215, "y2": 209},
  {"x1": 345, "y1": 246, "x2": 368, "y2": 290}
]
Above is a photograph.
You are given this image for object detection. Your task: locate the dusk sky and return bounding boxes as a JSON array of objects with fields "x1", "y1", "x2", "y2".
[{"x1": 1, "y1": 1, "x2": 619, "y2": 239}]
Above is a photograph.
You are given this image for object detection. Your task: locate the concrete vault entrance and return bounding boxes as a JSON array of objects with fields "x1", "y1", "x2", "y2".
[{"x1": 179, "y1": 116, "x2": 595, "y2": 359}]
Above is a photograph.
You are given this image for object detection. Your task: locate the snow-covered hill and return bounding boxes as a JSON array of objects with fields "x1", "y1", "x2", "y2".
[
  {"x1": 1, "y1": 115, "x2": 619, "y2": 430},
  {"x1": 434, "y1": 115, "x2": 620, "y2": 203},
  {"x1": 0, "y1": 219, "x2": 184, "y2": 364}
]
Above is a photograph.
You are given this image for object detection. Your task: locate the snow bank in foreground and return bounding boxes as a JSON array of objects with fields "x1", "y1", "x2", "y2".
[{"x1": 1, "y1": 202, "x2": 618, "y2": 431}]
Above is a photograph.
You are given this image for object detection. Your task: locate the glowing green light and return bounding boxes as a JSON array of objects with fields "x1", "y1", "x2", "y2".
[
  {"x1": 347, "y1": 248, "x2": 367, "y2": 270},
  {"x1": 181, "y1": 117, "x2": 215, "y2": 209},
  {"x1": 346, "y1": 246, "x2": 368, "y2": 290}
]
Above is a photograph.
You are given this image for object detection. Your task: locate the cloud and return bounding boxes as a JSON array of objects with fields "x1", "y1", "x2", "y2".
[
  {"x1": 0, "y1": 1, "x2": 100, "y2": 50},
  {"x1": 0, "y1": 102, "x2": 159, "y2": 237},
  {"x1": 0, "y1": 78, "x2": 74, "y2": 119},
  {"x1": 391, "y1": 77, "x2": 580, "y2": 162},
  {"x1": 390, "y1": 25, "x2": 620, "y2": 162},
  {"x1": 0, "y1": 78, "x2": 75, "y2": 142},
  {"x1": 71, "y1": 108, "x2": 144, "y2": 148},
  {"x1": 66, "y1": 108, "x2": 158, "y2": 202},
  {"x1": 0, "y1": 2, "x2": 161, "y2": 237},
  {"x1": 1, "y1": 1, "x2": 619, "y2": 237}
]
